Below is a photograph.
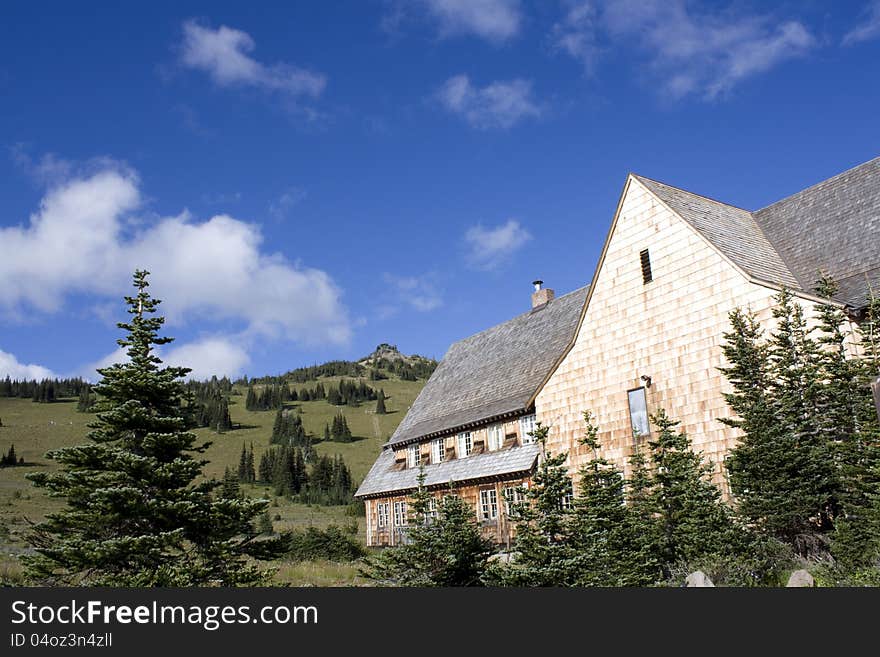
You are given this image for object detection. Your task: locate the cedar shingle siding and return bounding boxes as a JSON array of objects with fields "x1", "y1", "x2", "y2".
[{"x1": 356, "y1": 157, "x2": 880, "y2": 546}]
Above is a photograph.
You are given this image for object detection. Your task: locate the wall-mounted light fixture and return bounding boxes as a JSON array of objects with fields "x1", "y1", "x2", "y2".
[{"x1": 640, "y1": 374, "x2": 652, "y2": 388}]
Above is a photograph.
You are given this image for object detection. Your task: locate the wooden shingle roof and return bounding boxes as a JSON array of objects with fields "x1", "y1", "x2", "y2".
[
  {"x1": 754, "y1": 157, "x2": 880, "y2": 308},
  {"x1": 387, "y1": 285, "x2": 589, "y2": 447},
  {"x1": 635, "y1": 156, "x2": 880, "y2": 309}
]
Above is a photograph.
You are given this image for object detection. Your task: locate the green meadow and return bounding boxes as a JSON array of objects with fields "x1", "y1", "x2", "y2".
[{"x1": 0, "y1": 373, "x2": 426, "y2": 586}]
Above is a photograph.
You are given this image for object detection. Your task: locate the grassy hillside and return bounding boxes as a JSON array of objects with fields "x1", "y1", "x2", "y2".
[{"x1": 0, "y1": 361, "x2": 429, "y2": 586}]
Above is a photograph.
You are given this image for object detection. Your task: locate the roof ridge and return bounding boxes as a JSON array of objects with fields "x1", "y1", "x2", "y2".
[
  {"x1": 756, "y1": 155, "x2": 880, "y2": 215},
  {"x1": 632, "y1": 173, "x2": 753, "y2": 213},
  {"x1": 450, "y1": 284, "x2": 589, "y2": 347}
]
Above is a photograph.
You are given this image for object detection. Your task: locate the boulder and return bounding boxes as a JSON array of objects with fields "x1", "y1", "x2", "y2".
[
  {"x1": 786, "y1": 570, "x2": 815, "y2": 587},
  {"x1": 685, "y1": 571, "x2": 715, "y2": 587}
]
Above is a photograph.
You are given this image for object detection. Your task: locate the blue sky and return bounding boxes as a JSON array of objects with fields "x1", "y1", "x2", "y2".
[{"x1": 1, "y1": 1, "x2": 879, "y2": 381}]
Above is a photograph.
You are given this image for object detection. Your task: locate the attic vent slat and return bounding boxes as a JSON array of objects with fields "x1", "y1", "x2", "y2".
[{"x1": 640, "y1": 248, "x2": 653, "y2": 284}]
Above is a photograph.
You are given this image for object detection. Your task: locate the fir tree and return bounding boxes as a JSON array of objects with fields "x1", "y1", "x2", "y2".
[
  {"x1": 257, "y1": 511, "x2": 274, "y2": 535},
  {"x1": 24, "y1": 270, "x2": 288, "y2": 586},
  {"x1": 221, "y1": 467, "x2": 241, "y2": 499},
  {"x1": 375, "y1": 389, "x2": 387, "y2": 415},
  {"x1": 364, "y1": 470, "x2": 493, "y2": 586},
  {"x1": 824, "y1": 282, "x2": 880, "y2": 573},
  {"x1": 245, "y1": 443, "x2": 256, "y2": 484},
  {"x1": 567, "y1": 412, "x2": 659, "y2": 586},
  {"x1": 723, "y1": 290, "x2": 837, "y2": 555},
  {"x1": 238, "y1": 444, "x2": 249, "y2": 482},
  {"x1": 642, "y1": 410, "x2": 744, "y2": 572},
  {"x1": 493, "y1": 423, "x2": 576, "y2": 586}
]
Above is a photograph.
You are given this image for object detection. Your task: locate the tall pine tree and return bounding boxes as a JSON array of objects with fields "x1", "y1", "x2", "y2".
[{"x1": 24, "y1": 270, "x2": 288, "y2": 586}]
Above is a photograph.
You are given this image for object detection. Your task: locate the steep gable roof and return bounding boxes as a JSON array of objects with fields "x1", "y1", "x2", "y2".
[
  {"x1": 633, "y1": 175, "x2": 801, "y2": 289},
  {"x1": 634, "y1": 157, "x2": 880, "y2": 308},
  {"x1": 753, "y1": 156, "x2": 880, "y2": 308},
  {"x1": 387, "y1": 285, "x2": 589, "y2": 446}
]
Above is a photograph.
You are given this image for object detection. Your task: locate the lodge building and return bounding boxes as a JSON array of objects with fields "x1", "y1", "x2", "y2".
[{"x1": 355, "y1": 157, "x2": 880, "y2": 547}]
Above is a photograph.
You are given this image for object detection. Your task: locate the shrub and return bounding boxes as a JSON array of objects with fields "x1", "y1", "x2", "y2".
[{"x1": 287, "y1": 525, "x2": 366, "y2": 562}]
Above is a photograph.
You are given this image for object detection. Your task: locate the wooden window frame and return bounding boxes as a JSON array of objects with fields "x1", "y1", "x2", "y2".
[
  {"x1": 377, "y1": 502, "x2": 389, "y2": 528},
  {"x1": 457, "y1": 431, "x2": 473, "y2": 457},
  {"x1": 487, "y1": 423, "x2": 503, "y2": 451},
  {"x1": 431, "y1": 438, "x2": 445, "y2": 464},
  {"x1": 519, "y1": 414, "x2": 537, "y2": 444},
  {"x1": 480, "y1": 488, "x2": 499, "y2": 521},
  {"x1": 407, "y1": 444, "x2": 420, "y2": 468},
  {"x1": 627, "y1": 386, "x2": 651, "y2": 441},
  {"x1": 393, "y1": 501, "x2": 408, "y2": 527}
]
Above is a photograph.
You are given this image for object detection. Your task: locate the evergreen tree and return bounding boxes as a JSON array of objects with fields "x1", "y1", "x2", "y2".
[
  {"x1": 642, "y1": 410, "x2": 744, "y2": 572},
  {"x1": 237, "y1": 444, "x2": 249, "y2": 482},
  {"x1": 221, "y1": 467, "x2": 241, "y2": 499},
  {"x1": 257, "y1": 511, "x2": 274, "y2": 535},
  {"x1": 245, "y1": 443, "x2": 256, "y2": 484},
  {"x1": 24, "y1": 270, "x2": 288, "y2": 586},
  {"x1": 567, "y1": 412, "x2": 659, "y2": 586},
  {"x1": 492, "y1": 423, "x2": 576, "y2": 586},
  {"x1": 825, "y1": 283, "x2": 880, "y2": 573},
  {"x1": 364, "y1": 470, "x2": 493, "y2": 586},
  {"x1": 723, "y1": 290, "x2": 837, "y2": 555},
  {"x1": 1, "y1": 444, "x2": 17, "y2": 467},
  {"x1": 375, "y1": 389, "x2": 387, "y2": 415},
  {"x1": 77, "y1": 385, "x2": 96, "y2": 412}
]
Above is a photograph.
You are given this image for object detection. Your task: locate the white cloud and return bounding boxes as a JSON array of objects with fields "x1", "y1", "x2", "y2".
[
  {"x1": 382, "y1": 273, "x2": 444, "y2": 313},
  {"x1": 435, "y1": 74, "x2": 542, "y2": 129},
  {"x1": 551, "y1": 1, "x2": 600, "y2": 74},
  {"x1": 0, "y1": 348, "x2": 57, "y2": 380},
  {"x1": 464, "y1": 219, "x2": 532, "y2": 271},
  {"x1": 0, "y1": 163, "x2": 352, "y2": 348},
  {"x1": 180, "y1": 20, "x2": 326, "y2": 97},
  {"x1": 163, "y1": 338, "x2": 250, "y2": 380},
  {"x1": 81, "y1": 337, "x2": 250, "y2": 382},
  {"x1": 419, "y1": 0, "x2": 521, "y2": 42},
  {"x1": 843, "y1": 1, "x2": 880, "y2": 46},
  {"x1": 268, "y1": 187, "x2": 307, "y2": 220},
  {"x1": 554, "y1": 1, "x2": 815, "y2": 100}
]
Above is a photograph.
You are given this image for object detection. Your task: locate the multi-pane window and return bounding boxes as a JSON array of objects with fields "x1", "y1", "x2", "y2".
[
  {"x1": 487, "y1": 424, "x2": 503, "y2": 451},
  {"x1": 393, "y1": 501, "x2": 408, "y2": 526},
  {"x1": 431, "y1": 438, "x2": 445, "y2": 464},
  {"x1": 376, "y1": 502, "x2": 389, "y2": 528},
  {"x1": 479, "y1": 489, "x2": 499, "y2": 521},
  {"x1": 457, "y1": 431, "x2": 472, "y2": 457},
  {"x1": 560, "y1": 481, "x2": 574, "y2": 510},
  {"x1": 427, "y1": 497, "x2": 439, "y2": 521},
  {"x1": 502, "y1": 485, "x2": 527, "y2": 516},
  {"x1": 628, "y1": 387, "x2": 650, "y2": 439},
  {"x1": 407, "y1": 443, "x2": 420, "y2": 468},
  {"x1": 519, "y1": 414, "x2": 537, "y2": 444}
]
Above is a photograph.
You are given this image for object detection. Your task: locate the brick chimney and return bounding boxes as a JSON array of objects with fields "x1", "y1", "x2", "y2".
[{"x1": 531, "y1": 280, "x2": 554, "y2": 308}]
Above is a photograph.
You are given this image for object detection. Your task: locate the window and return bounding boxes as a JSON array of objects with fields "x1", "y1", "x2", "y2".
[
  {"x1": 377, "y1": 502, "x2": 389, "y2": 528},
  {"x1": 519, "y1": 414, "x2": 537, "y2": 444},
  {"x1": 457, "y1": 431, "x2": 472, "y2": 457},
  {"x1": 479, "y1": 489, "x2": 499, "y2": 521},
  {"x1": 427, "y1": 497, "x2": 439, "y2": 521},
  {"x1": 487, "y1": 424, "x2": 503, "y2": 451},
  {"x1": 393, "y1": 501, "x2": 408, "y2": 526},
  {"x1": 640, "y1": 248, "x2": 653, "y2": 284},
  {"x1": 502, "y1": 485, "x2": 527, "y2": 516},
  {"x1": 431, "y1": 438, "x2": 445, "y2": 464},
  {"x1": 628, "y1": 387, "x2": 650, "y2": 440},
  {"x1": 560, "y1": 481, "x2": 574, "y2": 510},
  {"x1": 407, "y1": 444, "x2": 420, "y2": 468}
]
